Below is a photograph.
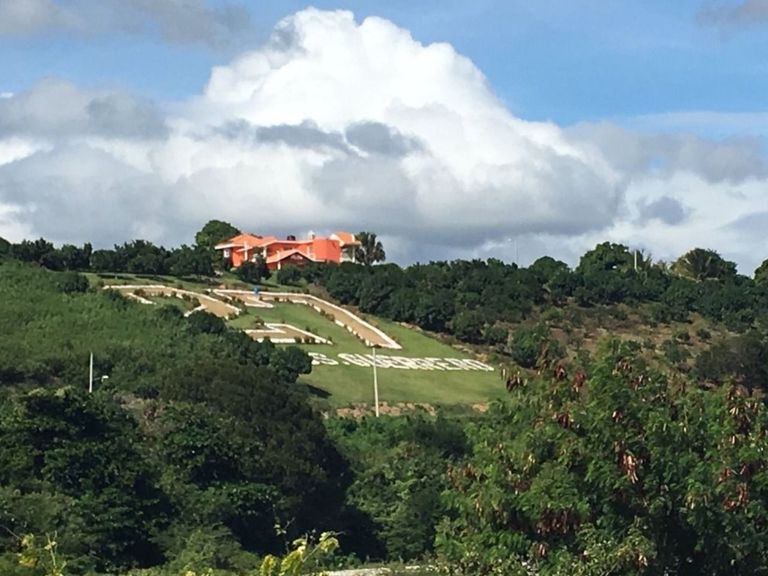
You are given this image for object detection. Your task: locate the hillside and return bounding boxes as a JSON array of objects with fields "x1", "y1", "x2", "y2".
[
  {"x1": 2, "y1": 243, "x2": 768, "y2": 575},
  {"x1": 87, "y1": 273, "x2": 502, "y2": 408},
  {"x1": 6, "y1": 254, "x2": 766, "y2": 410}
]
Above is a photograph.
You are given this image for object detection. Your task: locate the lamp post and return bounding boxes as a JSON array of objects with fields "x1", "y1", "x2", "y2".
[
  {"x1": 88, "y1": 353, "x2": 109, "y2": 393},
  {"x1": 372, "y1": 345, "x2": 380, "y2": 418}
]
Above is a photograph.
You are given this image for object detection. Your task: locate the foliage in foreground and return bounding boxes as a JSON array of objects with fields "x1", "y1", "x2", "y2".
[
  {"x1": 438, "y1": 340, "x2": 768, "y2": 575},
  {"x1": 327, "y1": 414, "x2": 470, "y2": 561}
]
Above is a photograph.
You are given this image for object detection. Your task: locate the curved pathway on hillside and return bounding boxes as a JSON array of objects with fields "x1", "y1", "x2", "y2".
[
  {"x1": 105, "y1": 284, "x2": 241, "y2": 318},
  {"x1": 215, "y1": 289, "x2": 402, "y2": 349}
]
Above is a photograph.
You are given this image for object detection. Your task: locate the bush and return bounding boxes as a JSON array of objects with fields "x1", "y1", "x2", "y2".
[
  {"x1": 483, "y1": 324, "x2": 509, "y2": 347},
  {"x1": 236, "y1": 258, "x2": 268, "y2": 284},
  {"x1": 540, "y1": 306, "x2": 564, "y2": 324},
  {"x1": 674, "y1": 328, "x2": 691, "y2": 343},
  {"x1": 55, "y1": 271, "x2": 89, "y2": 294},
  {"x1": 277, "y1": 265, "x2": 303, "y2": 286},
  {"x1": 661, "y1": 339, "x2": 689, "y2": 365},
  {"x1": 696, "y1": 327, "x2": 712, "y2": 341},
  {"x1": 509, "y1": 324, "x2": 564, "y2": 369},
  {"x1": 450, "y1": 311, "x2": 485, "y2": 343}
]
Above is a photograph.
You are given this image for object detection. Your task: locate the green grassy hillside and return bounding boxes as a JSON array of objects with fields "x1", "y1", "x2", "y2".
[
  {"x1": 79, "y1": 273, "x2": 503, "y2": 408},
  {"x1": 232, "y1": 302, "x2": 501, "y2": 407}
]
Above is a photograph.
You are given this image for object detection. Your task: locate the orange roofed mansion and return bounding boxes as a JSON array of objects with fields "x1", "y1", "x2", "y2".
[{"x1": 215, "y1": 231, "x2": 360, "y2": 271}]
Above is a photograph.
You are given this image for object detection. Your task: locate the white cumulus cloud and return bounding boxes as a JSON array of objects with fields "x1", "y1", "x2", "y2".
[{"x1": 0, "y1": 8, "x2": 766, "y2": 272}]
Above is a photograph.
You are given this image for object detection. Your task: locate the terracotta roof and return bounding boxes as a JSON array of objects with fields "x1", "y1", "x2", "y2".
[
  {"x1": 215, "y1": 234, "x2": 276, "y2": 250},
  {"x1": 266, "y1": 249, "x2": 318, "y2": 265},
  {"x1": 260, "y1": 237, "x2": 311, "y2": 247},
  {"x1": 332, "y1": 232, "x2": 360, "y2": 246}
]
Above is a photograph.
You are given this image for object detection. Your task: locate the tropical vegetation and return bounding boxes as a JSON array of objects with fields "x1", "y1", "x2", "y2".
[{"x1": 2, "y1": 224, "x2": 768, "y2": 575}]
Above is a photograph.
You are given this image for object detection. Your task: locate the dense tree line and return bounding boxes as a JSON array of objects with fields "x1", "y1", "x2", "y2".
[
  {"x1": 438, "y1": 340, "x2": 768, "y2": 575},
  {"x1": 5, "y1": 228, "x2": 766, "y2": 342},
  {"x1": 284, "y1": 242, "x2": 768, "y2": 344},
  {"x1": 5, "y1": 237, "x2": 216, "y2": 277}
]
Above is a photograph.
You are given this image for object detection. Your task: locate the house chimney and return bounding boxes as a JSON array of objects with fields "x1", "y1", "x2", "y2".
[{"x1": 309, "y1": 230, "x2": 316, "y2": 240}]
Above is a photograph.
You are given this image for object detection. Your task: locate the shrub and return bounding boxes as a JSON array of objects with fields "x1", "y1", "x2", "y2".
[
  {"x1": 277, "y1": 265, "x2": 303, "y2": 286},
  {"x1": 509, "y1": 324, "x2": 564, "y2": 369},
  {"x1": 674, "y1": 328, "x2": 691, "y2": 343},
  {"x1": 55, "y1": 271, "x2": 89, "y2": 294},
  {"x1": 696, "y1": 327, "x2": 712, "y2": 341},
  {"x1": 540, "y1": 306, "x2": 564, "y2": 324}
]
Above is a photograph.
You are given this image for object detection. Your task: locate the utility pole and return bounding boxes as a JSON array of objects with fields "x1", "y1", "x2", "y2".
[
  {"x1": 88, "y1": 353, "x2": 94, "y2": 394},
  {"x1": 634, "y1": 249, "x2": 638, "y2": 272},
  {"x1": 372, "y1": 346, "x2": 380, "y2": 418}
]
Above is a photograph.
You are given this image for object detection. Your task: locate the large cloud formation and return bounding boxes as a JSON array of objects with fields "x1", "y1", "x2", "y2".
[{"x1": 0, "y1": 8, "x2": 766, "y2": 271}]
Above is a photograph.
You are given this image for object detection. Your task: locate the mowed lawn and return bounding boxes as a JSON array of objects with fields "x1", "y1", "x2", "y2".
[{"x1": 229, "y1": 303, "x2": 503, "y2": 407}]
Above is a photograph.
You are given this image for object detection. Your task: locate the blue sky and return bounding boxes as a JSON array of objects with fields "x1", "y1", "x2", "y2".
[
  {"x1": 3, "y1": 1, "x2": 767, "y2": 126},
  {"x1": 0, "y1": 0, "x2": 766, "y2": 271}
]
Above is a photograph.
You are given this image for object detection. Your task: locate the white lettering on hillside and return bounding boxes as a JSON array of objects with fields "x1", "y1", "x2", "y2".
[{"x1": 308, "y1": 352, "x2": 494, "y2": 372}]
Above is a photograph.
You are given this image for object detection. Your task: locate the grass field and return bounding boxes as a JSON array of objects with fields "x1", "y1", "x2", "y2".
[{"x1": 229, "y1": 302, "x2": 502, "y2": 407}]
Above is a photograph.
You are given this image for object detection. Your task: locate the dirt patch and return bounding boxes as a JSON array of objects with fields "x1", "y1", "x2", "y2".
[{"x1": 335, "y1": 402, "x2": 436, "y2": 418}]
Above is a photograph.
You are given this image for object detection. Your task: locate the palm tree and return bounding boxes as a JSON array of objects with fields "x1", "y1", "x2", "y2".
[
  {"x1": 672, "y1": 248, "x2": 737, "y2": 281},
  {"x1": 354, "y1": 231, "x2": 386, "y2": 266}
]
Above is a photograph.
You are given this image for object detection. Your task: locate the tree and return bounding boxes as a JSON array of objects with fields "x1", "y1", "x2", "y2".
[
  {"x1": 0, "y1": 387, "x2": 169, "y2": 572},
  {"x1": 195, "y1": 220, "x2": 240, "y2": 251},
  {"x1": 672, "y1": 248, "x2": 737, "y2": 282},
  {"x1": 508, "y1": 324, "x2": 564, "y2": 369},
  {"x1": 10, "y1": 238, "x2": 56, "y2": 265},
  {"x1": 354, "y1": 231, "x2": 386, "y2": 266},
  {"x1": 450, "y1": 310, "x2": 486, "y2": 344},
  {"x1": 438, "y1": 340, "x2": 768, "y2": 575},
  {"x1": 114, "y1": 240, "x2": 170, "y2": 275},
  {"x1": 276, "y1": 265, "x2": 302, "y2": 286},
  {"x1": 0, "y1": 236, "x2": 11, "y2": 257},
  {"x1": 58, "y1": 243, "x2": 92, "y2": 271},
  {"x1": 186, "y1": 310, "x2": 228, "y2": 335},
  {"x1": 327, "y1": 415, "x2": 468, "y2": 561},
  {"x1": 90, "y1": 249, "x2": 123, "y2": 272},
  {"x1": 237, "y1": 257, "x2": 269, "y2": 284},
  {"x1": 55, "y1": 271, "x2": 89, "y2": 294},
  {"x1": 755, "y1": 259, "x2": 768, "y2": 286},
  {"x1": 195, "y1": 220, "x2": 242, "y2": 271},
  {"x1": 528, "y1": 256, "x2": 570, "y2": 284},
  {"x1": 167, "y1": 245, "x2": 215, "y2": 277},
  {"x1": 576, "y1": 242, "x2": 634, "y2": 275}
]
